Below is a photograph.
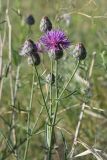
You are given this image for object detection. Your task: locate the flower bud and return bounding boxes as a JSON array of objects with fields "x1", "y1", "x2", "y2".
[
  {"x1": 54, "y1": 48, "x2": 63, "y2": 60},
  {"x1": 19, "y1": 39, "x2": 37, "y2": 56},
  {"x1": 48, "y1": 48, "x2": 63, "y2": 60},
  {"x1": 46, "y1": 73, "x2": 55, "y2": 84},
  {"x1": 20, "y1": 39, "x2": 41, "y2": 66},
  {"x1": 40, "y1": 16, "x2": 52, "y2": 33},
  {"x1": 73, "y1": 43, "x2": 87, "y2": 60},
  {"x1": 25, "y1": 14, "x2": 35, "y2": 25}
]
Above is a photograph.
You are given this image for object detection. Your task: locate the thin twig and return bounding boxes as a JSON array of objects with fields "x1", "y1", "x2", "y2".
[
  {"x1": 68, "y1": 11, "x2": 107, "y2": 19},
  {"x1": 69, "y1": 103, "x2": 86, "y2": 159},
  {"x1": 88, "y1": 52, "x2": 96, "y2": 79},
  {"x1": 0, "y1": 35, "x2": 3, "y2": 99}
]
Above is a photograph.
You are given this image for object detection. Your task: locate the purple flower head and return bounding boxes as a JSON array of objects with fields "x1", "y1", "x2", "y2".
[{"x1": 40, "y1": 29, "x2": 71, "y2": 53}]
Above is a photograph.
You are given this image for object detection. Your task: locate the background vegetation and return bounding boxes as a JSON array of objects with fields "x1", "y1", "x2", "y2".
[{"x1": 0, "y1": 0, "x2": 107, "y2": 159}]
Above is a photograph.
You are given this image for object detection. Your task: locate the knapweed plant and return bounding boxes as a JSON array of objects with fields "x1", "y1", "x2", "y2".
[{"x1": 19, "y1": 16, "x2": 87, "y2": 160}]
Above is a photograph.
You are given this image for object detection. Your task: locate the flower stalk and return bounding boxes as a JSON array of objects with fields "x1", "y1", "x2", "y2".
[
  {"x1": 47, "y1": 60, "x2": 58, "y2": 160},
  {"x1": 31, "y1": 55, "x2": 51, "y2": 122}
]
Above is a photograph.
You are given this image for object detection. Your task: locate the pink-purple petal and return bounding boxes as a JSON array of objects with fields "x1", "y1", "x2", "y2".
[{"x1": 40, "y1": 29, "x2": 71, "y2": 52}]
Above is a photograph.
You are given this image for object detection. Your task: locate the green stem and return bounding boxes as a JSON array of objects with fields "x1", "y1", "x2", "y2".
[
  {"x1": 48, "y1": 60, "x2": 58, "y2": 160},
  {"x1": 58, "y1": 60, "x2": 80, "y2": 100},
  {"x1": 52, "y1": 60, "x2": 58, "y2": 126},
  {"x1": 31, "y1": 56, "x2": 51, "y2": 122},
  {"x1": 50, "y1": 59, "x2": 53, "y2": 118},
  {"x1": 31, "y1": 80, "x2": 50, "y2": 134},
  {"x1": 23, "y1": 69, "x2": 35, "y2": 160}
]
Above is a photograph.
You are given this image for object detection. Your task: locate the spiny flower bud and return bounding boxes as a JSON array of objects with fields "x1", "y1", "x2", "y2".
[
  {"x1": 46, "y1": 73, "x2": 55, "y2": 84},
  {"x1": 48, "y1": 48, "x2": 63, "y2": 60},
  {"x1": 19, "y1": 39, "x2": 41, "y2": 66},
  {"x1": 54, "y1": 48, "x2": 63, "y2": 60},
  {"x1": 40, "y1": 16, "x2": 52, "y2": 33},
  {"x1": 19, "y1": 39, "x2": 37, "y2": 56},
  {"x1": 54, "y1": 47, "x2": 63, "y2": 60},
  {"x1": 73, "y1": 43, "x2": 87, "y2": 60},
  {"x1": 25, "y1": 14, "x2": 35, "y2": 25}
]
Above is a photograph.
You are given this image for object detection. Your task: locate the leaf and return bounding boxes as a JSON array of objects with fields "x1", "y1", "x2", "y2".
[{"x1": 61, "y1": 131, "x2": 68, "y2": 160}]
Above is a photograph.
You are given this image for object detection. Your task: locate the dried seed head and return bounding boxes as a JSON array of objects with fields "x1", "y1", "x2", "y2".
[
  {"x1": 25, "y1": 14, "x2": 35, "y2": 25},
  {"x1": 40, "y1": 16, "x2": 52, "y2": 33},
  {"x1": 19, "y1": 39, "x2": 37, "y2": 56},
  {"x1": 62, "y1": 13, "x2": 71, "y2": 26},
  {"x1": 46, "y1": 73, "x2": 55, "y2": 84},
  {"x1": 73, "y1": 43, "x2": 87, "y2": 60},
  {"x1": 57, "y1": 14, "x2": 71, "y2": 26}
]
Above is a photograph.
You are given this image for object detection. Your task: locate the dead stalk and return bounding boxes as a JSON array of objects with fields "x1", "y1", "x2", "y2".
[
  {"x1": 6, "y1": 4, "x2": 19, "y2": 159},
  {"x1": 69, "y1": 52, "x2": 96, "y2": 159},
  {"x1": 0, "y1": 36, "x2": 3, "y2": 100},
  {"x1": 0, "y1": 21, "x2": 6, "y2": 100}
]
